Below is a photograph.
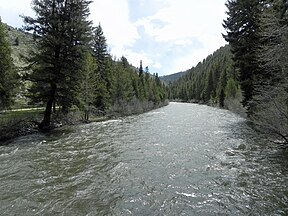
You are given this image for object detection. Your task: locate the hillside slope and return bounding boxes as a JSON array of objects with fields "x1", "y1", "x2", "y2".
[
  {"x1": 4, "y1": 23, "x2": 35, "y2": 68},
  {"x1": 160, "y1": 71, "x2": 187, "y2": 83},
  {"x1": 168, "y1": 45, "x2": 245, "y2": 115}
]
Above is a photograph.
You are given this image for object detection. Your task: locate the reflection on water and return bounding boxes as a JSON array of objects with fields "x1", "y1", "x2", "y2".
[{"x1": 0, "y1": 102, "x2": 287, "y2": 215}]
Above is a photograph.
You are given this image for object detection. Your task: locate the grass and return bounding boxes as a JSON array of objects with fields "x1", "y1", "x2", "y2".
[{"x1": 0, "y1": 108, "x2": 44, "y2": 125}]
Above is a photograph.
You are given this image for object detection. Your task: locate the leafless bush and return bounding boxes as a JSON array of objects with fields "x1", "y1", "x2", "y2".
[
  {"x1": 108, "y1": 97, "x2": 168, "y2": 117},
  {"x1": 252, "y1": 84, "x2": 288, "y2": 146}
]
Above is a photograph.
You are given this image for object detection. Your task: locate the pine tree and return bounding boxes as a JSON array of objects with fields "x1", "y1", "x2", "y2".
[
  {"x1": 0, "y1": 18, "x2": 17, "y2": 110},
  {"x1": 139, "y1": 60, "x2": 144, "y2": 77},
  {"x1": 223, "y1": 0, "x2": 262, "y2": 112},
  {"x1": 112, "y1": 57, "x2": 133, "y2": 104},
  {"x1": 14, "y1": 37, "x2": 19, "y2": 46},
  {"x1": 92, "y1": 23, "x2": 108, "y2": 79},
  {"x1": 91, "y1": 23, "x2": 110, "y2": 111},
  {"x1": 138, "y1": 60, "x2": 146, "y2": 100},
  {"x1": 79, "y1": 52, "x2": 97, "y2": 121},
  {"x1": 203, "y1": 69, "x2": 214, "y2": 102},
  {"x1": 168, "y1": 45, "x2": 236, "y2": 106},
  {"x1": 23, "y1": 0, "x2": 92, "y2": 129}
]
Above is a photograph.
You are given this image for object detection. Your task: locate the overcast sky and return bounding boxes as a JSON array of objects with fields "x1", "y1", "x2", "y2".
[{"x1": 0, "y1": 0, "x2": 228, "y2": 76}]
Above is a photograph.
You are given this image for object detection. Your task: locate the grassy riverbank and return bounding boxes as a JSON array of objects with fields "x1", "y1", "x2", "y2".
[{"x1": 0, "y1": 100, "x2": 169, "y2": 145}]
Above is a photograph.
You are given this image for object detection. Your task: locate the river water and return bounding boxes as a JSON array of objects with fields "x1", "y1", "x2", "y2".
[{"x1": 0, "y1": 102, "x2": 287, "y2": 215}]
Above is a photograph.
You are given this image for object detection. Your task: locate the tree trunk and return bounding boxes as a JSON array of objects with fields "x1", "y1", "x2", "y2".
[
  {"x1": 53, "y1": 100, "x2": 56, "y2": 113},
  {"x1": 39, "y1": 83, "x2": 56, "y2": 130}
]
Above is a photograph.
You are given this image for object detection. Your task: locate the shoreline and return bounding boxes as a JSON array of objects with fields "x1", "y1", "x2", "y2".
[{"x1": 0, "y1": 101, "x2": 169, "y2": 146}]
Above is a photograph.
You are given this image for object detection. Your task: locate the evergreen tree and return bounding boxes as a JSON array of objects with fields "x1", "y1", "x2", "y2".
[
  {"x1": 138, "y1": 60, "x2": 146, "y2": 100},
  {"x1": 219, "y1": 89, "x2": 225, "y2": 107},
  {"x1": 169, "y1": 45, "x2": 235, "y2": 105},
  {"x1": 91, "y1": 23, "x2": 110, "y2": 111},
  {"x1": 139, "y1": 60, "x2": 144, "y2": 77},
  {"x1": 14, "y1": 37, "x2": 19, "y2": 46},
  {"x1": 223, "y1": 0, "x2": 262, "y2": 112},
  {"x1": 23, "y1": 0, "x2": 93, "y2": 129},
  {"x1": 0, "y1": 18, "x2": 17, "y2": 110},
  {"x1": 92, "y1": 23, "x2": 108, "y2": 79},
  {"x1": 111, "y1": 57, "x2": 134, "y2": 105},
  {"x1": 217, "y1": 69, "x2": 228, "y2": 107},
  {"x1": 203, "y1": 69, "x2": 214, "y2": 102},
  {"x1": 79, "y1": 52, "x2": 97, "y2": 121},
  {"x1": 225, "y1": 77, "x2": 238, "y2": 98}
]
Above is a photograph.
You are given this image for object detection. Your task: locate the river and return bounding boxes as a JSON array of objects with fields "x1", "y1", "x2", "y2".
[{"x1": 0, "y1": 102, "x2": 287, "y2": 215}]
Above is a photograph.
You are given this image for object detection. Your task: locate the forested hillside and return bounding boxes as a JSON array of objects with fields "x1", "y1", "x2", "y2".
[
  {"x1": 169, "y1": 0, "x2": 288, "y2": 146},
  {"x1": 160, "y1": 71, "x2": 187, "y2": 83},
  {"x1": 168, "y1": 45, "x2": 245, "y2": 114},
  {"x1": 0, "y1": 0, "x2": 167, "y2": 133},
  {"x1": 4, "y1": 24, "x2": 35, "y2": 67}
]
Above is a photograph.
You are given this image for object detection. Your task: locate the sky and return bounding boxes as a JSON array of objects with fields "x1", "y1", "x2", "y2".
[{"x1": 0, "y1": 0, "x2": 228, "y2": 76}]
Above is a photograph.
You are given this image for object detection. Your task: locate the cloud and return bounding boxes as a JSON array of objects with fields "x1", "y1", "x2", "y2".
[
  {"x1": 111, "y1": 46, "x2": 154, "y2": 68},
  {"x1": 89, "y1": 0, "x2": 175, "y2": 74},
  {"x1": 153, "y1": 62, "x2": 162, "y2": 69},
  {"x1": 127, "y1": 0, "x2": 169, "y2": 22},
  {"x1": 0, "y1": 0, "x2": 34, "y2": 27},
  {"x1": 0, "y1": 0, "x2": 228, "y2": 76},
  {"x1": 137, "y1": 0, "x2": 226, "y2": 42},
  {"x1": 90, "y1": 0, "x2": 140, "y2": 50},
  {"x1": 132, "y1": 0, "x2": 227, "y2": 74}
]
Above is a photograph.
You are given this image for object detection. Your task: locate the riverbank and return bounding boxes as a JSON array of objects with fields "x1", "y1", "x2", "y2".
[{"x1": 0, "y1": 100, "x2": 169, "y2": 145}]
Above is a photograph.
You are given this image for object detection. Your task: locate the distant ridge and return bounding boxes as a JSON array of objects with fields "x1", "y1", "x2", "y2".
[{"x1": 160, "y1": 71, "x2": 187, "y2": 83}]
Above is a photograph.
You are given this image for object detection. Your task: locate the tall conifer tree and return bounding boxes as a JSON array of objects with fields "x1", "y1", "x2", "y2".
[
  {"x1": 23, "y1": 0, "x2": 92, "y2": 129},
  {"x1": 223, "y1": 0, "x2": 262, "y2": 112},
  {"x1": 91, "y1": 23, "x2": 110, "y2": 111},
  {"x1": 80, "y1": 52, "x2": 97, "y2": 121},
  {"x1": 92, "y1": 24, "x2": 108, "y2": 79}
]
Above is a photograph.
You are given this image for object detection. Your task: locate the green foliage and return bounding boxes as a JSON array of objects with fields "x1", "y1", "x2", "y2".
[
  {"x1": 23, "y1": 0, "x2": 93, "y2": 128},
  {"x1": 223, "y1": 0, "x2": 262, "y2": 111},
  {"x1": 92, "y1": 24, "x2": 108, "y2": 78},
  {"x1": 169, "y1": 45, "x2": 239, "y2": 106},
  {"x1": 14, "y1": 37, "x2": 19, "y2": 46},
  {"x1": 161, "y1": 71, "x2": 187, "y2": 83},
  {"x1": 139, "y1": 60, "x2": 144, "y2": 77},
  {"x1": 0, "y1": 19, "x2": 18, "y2": 110},
  {"x1": 225, "y1": 78, "x2": 238, "y2": 99},
  {"x1": 2, "y1": 1, "x2": 168, "y2": 127},
  {"x1": 108, "y1": 57, "x2": 168, "y2": 114},
  {"x1": 111, "y1": 57, "x2": 134, "y2": 103},
  {"x1": 169, "y1": 0, "x2": 288, "y2": 144},
  {"x1": 79, "y1": 52, "x2": 97, "y2": 121},
  {"x1": 4, "y1": 25, "x2": 35, "y2": 68},
  {"x1": 91, "y1": 24, "x2": 110, "y2": 111}
]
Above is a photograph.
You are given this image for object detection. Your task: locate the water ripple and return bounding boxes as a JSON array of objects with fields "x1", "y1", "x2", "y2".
[{"x1": 0, "y1": 103, "x2": 287, "y2": 215}]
